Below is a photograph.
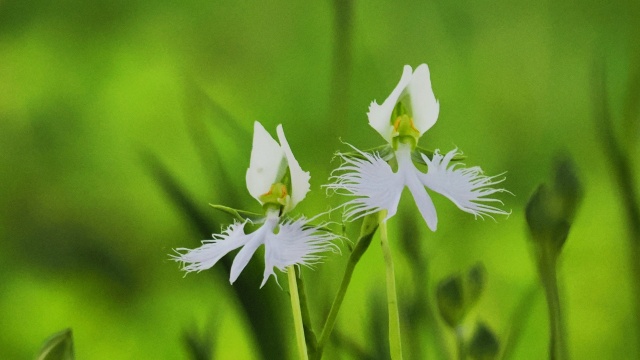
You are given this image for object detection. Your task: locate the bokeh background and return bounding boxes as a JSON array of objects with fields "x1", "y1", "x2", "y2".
[{"x1": 1, "y1": 0, "x2": 639, "y2": 359}]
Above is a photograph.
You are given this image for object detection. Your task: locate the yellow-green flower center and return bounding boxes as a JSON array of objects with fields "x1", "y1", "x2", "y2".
[
  {"x1": 391, "y1": 115, "x2": 419, "y2": 150},
  {"x1": 390, "y1": 101, "x2": 419, "y2": 149},
  {"x1": 259, "y1": 182, "x2": 291, "y2": 212}
]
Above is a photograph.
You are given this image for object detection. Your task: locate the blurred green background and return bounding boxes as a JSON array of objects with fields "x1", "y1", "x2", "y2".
[{"x1": 1, "y1": 0, "x2": 639, "y2": 359}]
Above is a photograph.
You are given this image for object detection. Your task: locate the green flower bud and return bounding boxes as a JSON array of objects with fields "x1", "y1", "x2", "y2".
[
  {"x1": 525, "y1": 157, "x2": 582, "y2": 254},
  {"x1": 468, "y1": 322, "x2": 500, "y2": 360},
  {"x1": 436, "y1": 263, "x2": 487, "y2": 328},
  {"x1": 436, "y1": 275, "x2": 465, "y2": 328},
  {"x1": 36, "y1": 328, "x2": 75, "y2": 360}
]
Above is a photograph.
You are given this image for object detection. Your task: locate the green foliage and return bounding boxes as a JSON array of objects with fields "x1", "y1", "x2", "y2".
[{"x1": 35, "y1": 329, "x2": 74, "y2": 360}]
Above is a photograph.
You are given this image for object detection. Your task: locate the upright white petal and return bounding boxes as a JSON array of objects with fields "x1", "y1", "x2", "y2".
[
  {"x1": 229, "y1": 214, "x2": 278, "y2": 283},
  {"x1": 395, "y1": 145, "x2": 439, "y2": 231},
  {"x1": 419, "y1": 149, "x2": 509, "y2": 218},
  {"x1": 276, "y1": 124, "x2": 310, "y2": 211},
  {"x1": 172, "y1": 221, "x2": 252, "y2": 273},
  {"x1": 261, "y1": 217, "x2": 339, "y2": 287},
  {"x1": 246, "y1": 121, "x2": 287, "y2": 204},
  {"x1": 325, "y1": 146, "x2": 406, "y2": 221},
  {"x1": 368, "y1": 65, "x2": 413, "y2": 143},
  {"x1": 405, "y1": 64, "x2": 439, "y2": 136}
]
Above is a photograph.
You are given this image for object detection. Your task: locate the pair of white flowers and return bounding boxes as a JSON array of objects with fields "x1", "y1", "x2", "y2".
[{"x1": 173, "y1": 64, "x2": 508, "y2": 286}]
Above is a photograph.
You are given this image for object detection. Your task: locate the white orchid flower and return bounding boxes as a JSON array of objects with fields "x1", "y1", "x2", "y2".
[
  {"x1": 326, "y1": 64, "x2": 508, "y2": 231},
  {"x1": 174, "y1": 121, "x2": 336, "y2": 287}
]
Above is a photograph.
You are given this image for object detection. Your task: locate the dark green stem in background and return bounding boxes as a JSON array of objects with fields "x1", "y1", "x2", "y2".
[
  {"x1": 314, "y1": 215, "x2": 378, "y2": 360},
  {"x1": 398, "y1": 210, "x2": 450, "y2": 360},
  {"x1": 594, "y1": 65, "x2": 640, "y2": 352},
  {"x1": 329, "y1": 0, "x2": 354, "y2": 139}
]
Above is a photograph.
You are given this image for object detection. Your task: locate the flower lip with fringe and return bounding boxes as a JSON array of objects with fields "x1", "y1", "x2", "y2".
[
  {"x1": 173, "y1": 121, "x2": 338, "y2": 287},
  {"x1": 325, "y1": 64, "x2": 509, "y2": 231}
]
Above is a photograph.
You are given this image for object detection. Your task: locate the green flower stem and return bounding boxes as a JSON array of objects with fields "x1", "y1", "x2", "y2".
[
  {"x1": 538, "y1": 247, "x2": 568, "y2": 360},
  {"x1": 288, "y1": 266, "x2": 309, "y2": 360},
  {"x1": 314, "y1": 214, "x2": 379, "y2": 360},
  {"x1": 379, "y1": 211, "x2": 403, "y2": 360},
  {"x1": 296, "y1": 271, "x2": 318, "y2": 355},
  {"x1": 456, "y1": 326, "x2": 466, "y2": 360}
]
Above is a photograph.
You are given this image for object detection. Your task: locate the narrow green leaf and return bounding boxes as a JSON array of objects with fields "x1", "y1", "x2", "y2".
[
  {"x1": 208, "y1": 204, "x2": 263, "y2": 222},
  {"x1": 142, "y1": 151, "x2": 289, "y2": 360}
]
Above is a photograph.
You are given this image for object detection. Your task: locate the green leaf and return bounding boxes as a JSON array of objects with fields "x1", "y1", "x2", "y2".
[
  {"x1": 36, "y1": 328, "x2": 74, "y2": 360},
  {"x1": 209, "y1": 204, "x2": 263, "y2": 222},
  {"x1": 468, "y1": 322, "x2": 500, "y2": 360}
]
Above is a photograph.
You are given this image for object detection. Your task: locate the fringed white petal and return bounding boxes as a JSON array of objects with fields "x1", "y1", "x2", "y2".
[
  {"x1": 276, "y1": 124, "x2": 310, "y2": 211},
  {"x1": 419, "y1": 149, "x2": 509, "y2": 219},
  {"x1": 405, "y1": 64, "x2": 439, "y2": 136},
  {"x1": 396, "y1": 147, "x2": 439, "y2": 231},
  {"x1": 261, "y1": 218, "x2": 340, "y2": 287},
  {"x1": 368, "y1": 65, "x2": 413, "y2": 143},
  {"x1": 172, "y1": 220, "x2": 252, "y2": 273},
  {"x1": 229, "y1": 216, "x2": 278, "y2": 283},
  {"x1": 325, "y1": 147, "x2": 405, "y2": 221},
  {"x1": 246, "y1": 121, "x2": 287, "y2": 204}
]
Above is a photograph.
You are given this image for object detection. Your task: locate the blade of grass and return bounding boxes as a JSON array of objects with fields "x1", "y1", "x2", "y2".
[
  {"x1": 500, "y1": 284, "x2": 539, "y2": 360},
  {"x1": 593, "y1": 63, "x2": 640, "y2": 353},
  {"x1": 142, "y1": 151, "x2": 289, "y2": 360}
]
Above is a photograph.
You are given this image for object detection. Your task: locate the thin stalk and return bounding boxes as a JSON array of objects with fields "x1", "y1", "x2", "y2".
[
  {"x1": 538, "y1": 249, "x2": 568, "y2": 360},
  {"x1": 455, "y1": 326, "x2": 465, "y2": 360},
  {"x1": 314, "y1": 214, "x2": 379, "y2": 360},
  {"x1": 296, "y1": 272, "x2": 318, "y2": 356},
  {"x1": 288, "y1": 266, "x2": 309, "y2": 360},
  {"x1": 379, "y1": 212, "x2": 403, "y2": 359}
]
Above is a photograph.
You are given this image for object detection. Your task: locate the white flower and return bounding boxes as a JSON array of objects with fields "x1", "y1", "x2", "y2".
[
  {"x1": 326, "y1": 64, "x2": 508, "y2": 231},
  {"x1": 246, "y1": 121, "x2": 311, "y2": 212},
  {"x1": 173, "y1": 122, "x2": 337, "y2": 287}
]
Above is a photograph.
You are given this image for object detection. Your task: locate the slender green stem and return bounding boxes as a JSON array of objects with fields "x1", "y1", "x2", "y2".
[
  {"x1": 538, "y1": 249, "x2": 568, "y2": 360},
  {"x1": 456, "y1": 326, "x2": 466, "y2": 360},
  {"x1": 288, "y1": 266, "x2": 309, "y2": 360},
  {"x1": 379, "y1": 212, "x2": 403, "y2": 360},
  {"x1": 314, "y1": 214, "x2": 378, "y2": 360},
  {"x1": 296, "y1": 272, "x2": 318, "y2": 356}
]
